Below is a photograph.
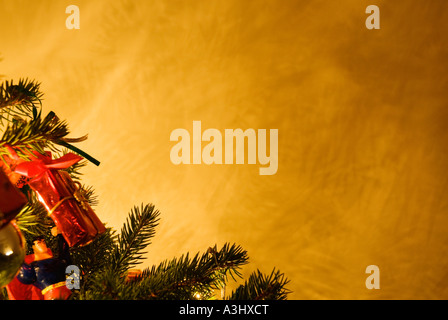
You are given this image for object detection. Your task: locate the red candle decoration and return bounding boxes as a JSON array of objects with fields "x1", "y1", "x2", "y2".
[{"x1": 14, "y1": 151, "x2": 106, "y2": 247}]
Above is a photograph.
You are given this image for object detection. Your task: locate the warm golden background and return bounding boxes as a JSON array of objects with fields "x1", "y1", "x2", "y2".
[{"x1": 1, "y1": 0, "x2": 448, "y2": 299}]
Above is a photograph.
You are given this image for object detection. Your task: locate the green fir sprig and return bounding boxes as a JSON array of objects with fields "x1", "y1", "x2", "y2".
[
  {"x1": 0, "y1": 78, "x2": 43, "y2": 124},
  {"x1": 228, "y1": 269, "x2": 291, "y2": 300}
]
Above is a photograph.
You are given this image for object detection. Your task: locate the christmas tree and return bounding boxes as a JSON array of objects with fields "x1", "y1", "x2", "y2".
[{"x1": 0, "y1": 78, "x2": 290, "y2": 300}]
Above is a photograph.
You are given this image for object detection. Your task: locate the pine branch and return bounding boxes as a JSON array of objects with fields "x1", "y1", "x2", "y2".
[
  {"x1": 78, "y1": 184, "x2": 99, "y2": 207},
  {"x1": 15, "y1": 197, "x2": 50, "y2": 236},
  {"x1": 75, "y1": 204, "x2": 160, "y2": 300},
  {"x1": 134, "y1": 243, "x2": 249, "y2": 300},
  {"x1": 228, "y1": 269, "x2": 291, "y2": 300},
  {"x1": 14, "y1": 185, "x2": 52, "y2": 236},
  {"x1": 64, "y1": 205, "x2": 288, "y2": 301},
  {"x1": 111, "y1": 203, "x2": 161, "y2": 275},
  {"x1": 0, "y1": 78, "x2": 43, "y2": 124},
  {"x1": 0, "y1": 111, "x2": 70, "y2": 160},
  {"x1": 78, "y1": 268, "x2": 137, "y2": 300},
  {"x1": 69, "y1": 228, "x2": 116, "y2": 295}
]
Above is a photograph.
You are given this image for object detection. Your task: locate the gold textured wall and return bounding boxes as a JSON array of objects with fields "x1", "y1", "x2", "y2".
[{"x1": 1, "y1": 0, "x2": 448, "y2": 299}]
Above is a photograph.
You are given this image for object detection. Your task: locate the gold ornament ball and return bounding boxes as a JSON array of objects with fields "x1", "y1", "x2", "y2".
[{"x1": 0, "y1": 223, "x2": 26, "y2": 287}]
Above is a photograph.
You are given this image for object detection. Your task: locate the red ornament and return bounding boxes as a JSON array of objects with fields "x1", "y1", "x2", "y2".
[
  {"x1": 14, "y1": 151, "x2": 106, "y2": 247},
  {"x1": 0, "y1": 167, "x2": 27, "y2": 229}
]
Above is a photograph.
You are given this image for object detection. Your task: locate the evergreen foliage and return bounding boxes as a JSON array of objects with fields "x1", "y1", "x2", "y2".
[{"x1": 0, "y1": 78, "x2": 290, "y2": 300}]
